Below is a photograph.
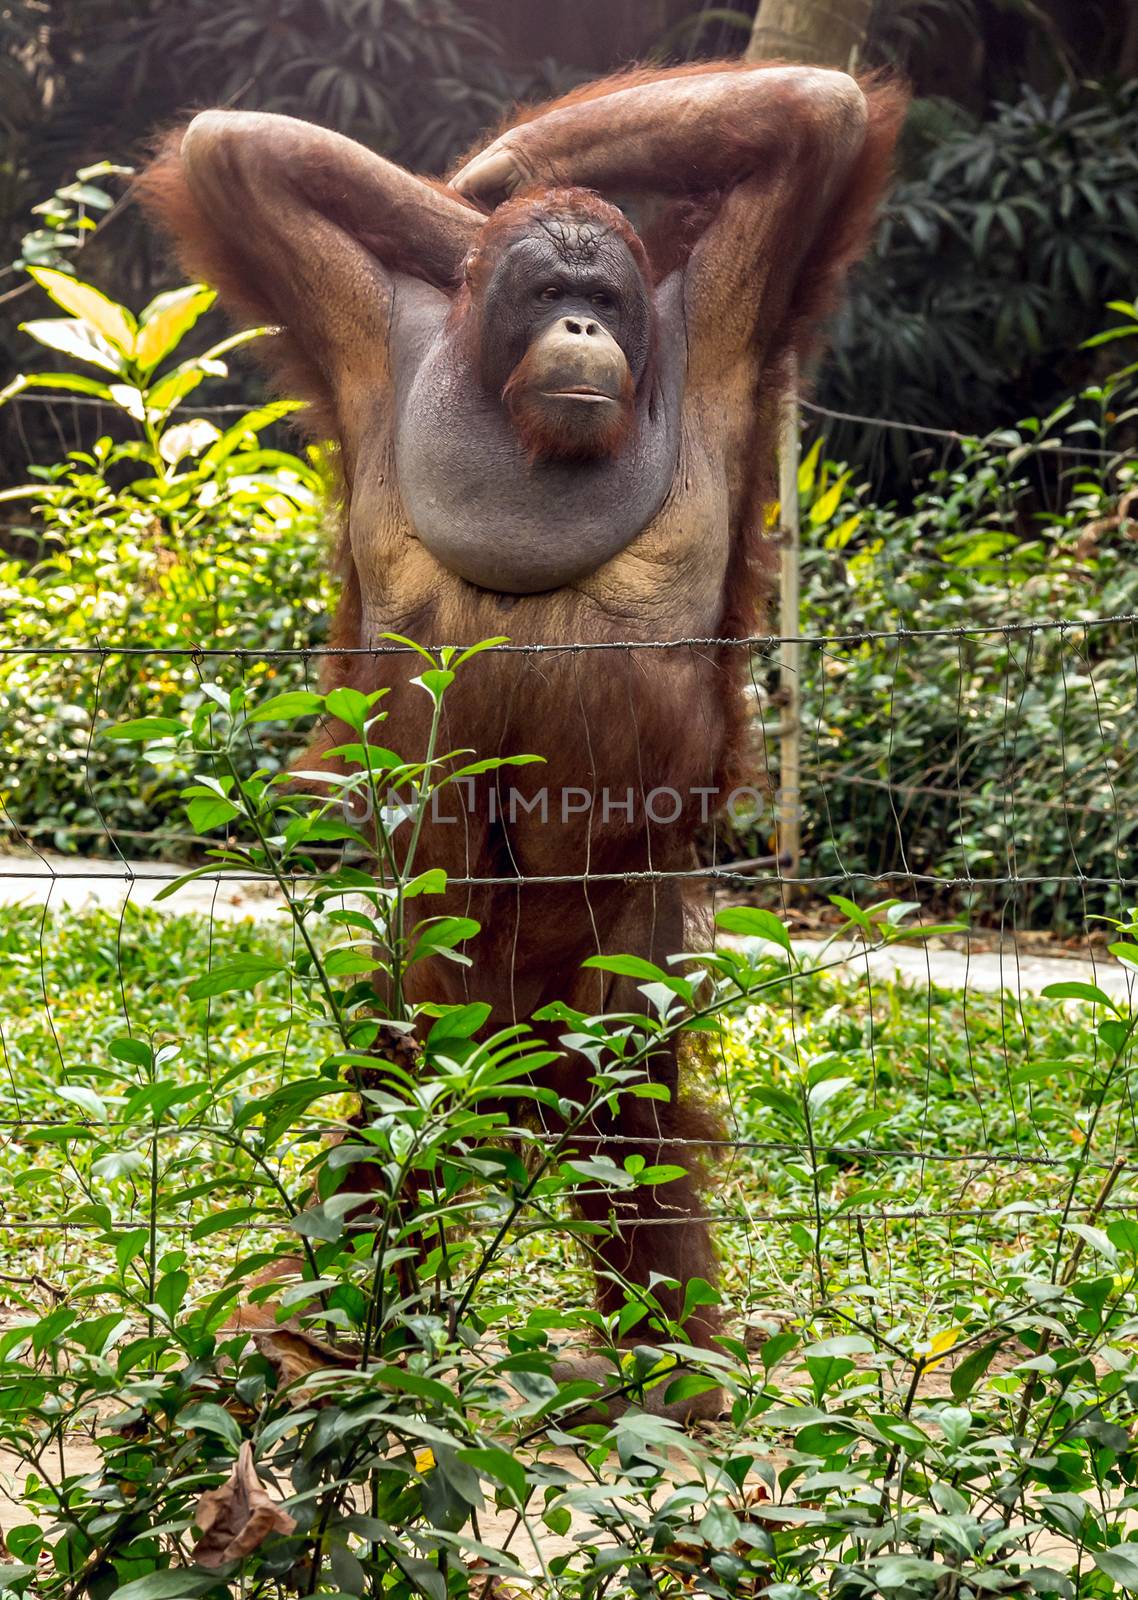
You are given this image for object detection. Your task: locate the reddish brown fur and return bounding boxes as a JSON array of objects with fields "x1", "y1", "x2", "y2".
[
  {"x1": 463, "y1": 186, "x2": 654, "y2": 294},
  {"x1": 137, "y1": 130, "x2": 337, "y2": 443},
  {"x1": 711, "y1": 73, "x2": 910, "y2": 779},
  {"x1": 139, "y1": 65, "x2": 907, "y2": 1367},
  {"x1": 503, "y1": 345, "x2": 635, "y2": 463},
  {"x1": 138, "y1": 134, "x2": 478, "y2": 445}
]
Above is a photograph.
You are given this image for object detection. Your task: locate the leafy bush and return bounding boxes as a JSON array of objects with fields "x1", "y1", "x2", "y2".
[
  {"x1": 0, "y1": 268, "x2": 330, "y2": 855},
  {"x1": 785, "y1": 367, "x2": 1138, "y2": 927},
  {"x1": 3, "y1": 659, "x2": 1138, "y2": 1597}
]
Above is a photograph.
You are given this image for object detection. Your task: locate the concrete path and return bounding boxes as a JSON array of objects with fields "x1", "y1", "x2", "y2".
[
  {"x1": 0, "y1": 851, "x2": 1133, "y2": 1001},
  {"x1": 0, "y1": 849, "x2": 284, "y2": 921},
  {"x1": 791, "y1": 935, "x2": 1135, "y2": 1004}
]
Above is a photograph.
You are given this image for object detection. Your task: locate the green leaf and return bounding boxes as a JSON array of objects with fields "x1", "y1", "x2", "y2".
[
  {"x1": 681, "y1": 1277, "x2": 721, "y2": 1324},
  {"x1": 191, "y1": 1206, "x2": 263, "y2": 1240},
  {"x1": 699, "y1": 1500, "x2": 742, "y2": 1548},
  {"x1": 26, "y1": 266, "x2": 136, "y2": 352},
  {"x1": 1094, "y1": 1544, "x2": 1138, "y2": 1587},
  {"x1": 715, "y1": 906, "x2": 792, "y2": 950},
  {"x1": 1108, "y1": 1219, "x2": 1138, "y2": 1257},
  {"x1": 325, "y1": 686, "x2": 374, "y2": 729},
  {"x1": 92, "y1": 1149, "x2": 147, "y2": 1180},
  {"x1": 103, "y1": 717, "x2": 184, "y2": 742},
  {"x1": 408, "y1": 917, "x2": 480, "y2": 960},
  {"x1": 109, "y1": 1037, "x2": 153, "y2": 1068},
  {"x1": 373, "y1": 1366, "x2": 454, "y2": 1407},
  {"x1": 0, "y1": 370, "x2": 114, "y2": 404},
  {"x1": 19, "y1": 317, "x2": 125, "y2": 374},
  {"x1": 186, "y1": 957, "x2": 283, "y2": 1000},
  {"x1": 155, "y1": 1269, "x2": 189, "y2": 1320},
  {"x1": 950, "y1": 1339, "x2": 1004, "y2": 1402},
  {"x1": 135, "y1": 284, "x2": 216, "y2": 372},
  {"x1": 1042, "y1": 980, "x2": 1119, "y2": 1010},
  {"x1": 413, "y1": 669, "x2": 455, "y2": 701},
  {"x1": 1066, "y1": 1222, "x2": 1116, "y2": 1262},
  {"x1": 185, "y1": 797, "x2": 239, "y2": 833},
  {"x1": 797, "y1": 436, "x2": 822, "y2": 495},
  {"x1": 152, "y1": 865, "x2": 230, "y2": 903},
  {"x1": 453, "y1": 636, "x2": 509, "y2": 665},
  {"x1": 402, "y1": 868, "x2": 447, "y2": 897},
  {"x1": 115, "y1": 1227, "x2": 150, "y2": 1273},
  {"x1": 247, "y1": 690, "x2": 324, "y2": 724},
  {"x1": 56, "y1": 1084, "x2": 106, "y2": 1119},
  {"x1": 176, "y1": 1400, "x2": 242, "y2": 1453},
  {"x1": 428, "y1": 1003, "x2": 491, "y2": 1044},
  {"x1": 323, "y1": 948, "x2": 376, "y2": 977},
  {"x1": 457, "y1": 1446, "x2": 527, "y2": 1503},
  {"x1": 828, "y1": 894, "x2": 872, "y2": 931},
  {"x1": 107, "y1": 1573, "x2": 219, "y2": 1600},
  {"x1": 823, "y1": 511, "x2": 863, "y2": 551},
  {"x1": 582, "y1": 953, "x2": 669, "y2": 981},
  {"x1": 807, "y1": 1077, "x2": 853, "y2": 1115},
  {"x1": 809, "y1": 470, "x2": 852, "y2": 526}
]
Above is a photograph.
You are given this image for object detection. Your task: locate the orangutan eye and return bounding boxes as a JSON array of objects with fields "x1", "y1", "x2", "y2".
[
  {"x1": 539, "y1": 285, "x2": 561, "y2": 302},
  {"x1": 590, "y1": 292, "x2": 614, "y2": 310}
]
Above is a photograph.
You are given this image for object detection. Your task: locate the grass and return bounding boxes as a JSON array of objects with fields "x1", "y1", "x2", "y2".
[
  {"x1": 0, "y1": 901, "x2": 1125, "y2": 1311},
  {"x1": 3, "y1": 902, "x2": 1138, "y2": 1597}
]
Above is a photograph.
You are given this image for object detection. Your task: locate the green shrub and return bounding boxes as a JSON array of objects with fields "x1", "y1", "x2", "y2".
[
  {"x1": 786, "y1": 378, "x2": 1138, "y2": 927},
  {"x1": 823, "y1": 81, "x2": 1138, "y2": 480},
  {"x1": 0, "y1": 269, "x2": 331, "y2": 854}
]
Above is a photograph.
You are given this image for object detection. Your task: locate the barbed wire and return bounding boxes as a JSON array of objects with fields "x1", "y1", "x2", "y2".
[
  {"x1": 796, "y1": 396, "x2": 1125, "y2": 459},
  {"x1": 0, "y1": 1121, "x2": 1128, "y2": 1167},
  {"x1": 0, "y1": 612, "x2": 1136, "y2": 659},
  {"x1": 2, "y1": 1200, "x2": 1135, "y2": 1233},
  {"x1": 1, "y1": 863, "x2": 1136, "y2": 889}
]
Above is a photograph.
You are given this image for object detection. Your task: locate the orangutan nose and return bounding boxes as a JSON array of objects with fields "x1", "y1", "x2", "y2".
[{"x1": 528, "y1": 313, "x2": 630, "y2": 403}]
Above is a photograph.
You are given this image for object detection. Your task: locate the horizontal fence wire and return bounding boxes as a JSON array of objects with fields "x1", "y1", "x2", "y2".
[
  {"x1": 0, "y1": 1123, "x2": 1134, "y2": 1169},
  {"x1": 4, "y1": 1204, "x2": 1138, "y2": 1234},
  {"x1": 2, "y1": 614, "x2": 1138, "y2": 655},
  {"x1": 8, "y1": 386, "x2": 1127, "y2": 459}
]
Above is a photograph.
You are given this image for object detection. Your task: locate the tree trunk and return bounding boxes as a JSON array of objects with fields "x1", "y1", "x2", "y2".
[
  {"x1": 746, "y1": 0, "x2": 874, "y2": 69},
  {"x1": 1121, "y1": 0, "x2": 1138, "y2": 78}
]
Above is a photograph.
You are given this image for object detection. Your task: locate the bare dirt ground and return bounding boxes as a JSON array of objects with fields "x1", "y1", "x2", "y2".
[{"x1": 0, "y1": 1342, "x2": 1106, "y2": 1582}]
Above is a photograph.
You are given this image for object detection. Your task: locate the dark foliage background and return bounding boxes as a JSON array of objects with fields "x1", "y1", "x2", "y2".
[{"x1": 2, "y1": 0, "x2": 1136, "y2": 492}]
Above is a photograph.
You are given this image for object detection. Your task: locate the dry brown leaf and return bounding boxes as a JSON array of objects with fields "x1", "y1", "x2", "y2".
[
  {"x1": 192, "y1": 1440, "x2": 297, "y2": 1569},
  {"x1": 468, "y1": 1558, "x2": 534, "y2": 1597},
  {"x1": 251, "y1": 1325, "x2": 354, "y2": 1389}
]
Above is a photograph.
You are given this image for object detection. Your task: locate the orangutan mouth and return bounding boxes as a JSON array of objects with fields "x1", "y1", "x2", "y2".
[{"x1": 540, "y1": 388, "x2": 614, "y2": 403}]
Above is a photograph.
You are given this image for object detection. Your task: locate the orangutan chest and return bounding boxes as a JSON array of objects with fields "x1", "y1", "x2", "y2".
[{"x1": 392, "y1": 355, "x2": 682, "y2": 597}]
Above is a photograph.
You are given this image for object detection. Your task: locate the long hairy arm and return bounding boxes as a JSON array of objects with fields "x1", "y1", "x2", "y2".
[
  {"x1": 139, "y1": 112, "x2": 483, "y2": 435},
  {"x1": 452, "y1": 63, "x2": 906, "y2": 383}
]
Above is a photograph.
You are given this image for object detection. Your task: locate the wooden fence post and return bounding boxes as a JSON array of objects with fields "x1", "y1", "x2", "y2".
[{"x1": 777, "y1": 373, "x2": 802, "y2": 881}]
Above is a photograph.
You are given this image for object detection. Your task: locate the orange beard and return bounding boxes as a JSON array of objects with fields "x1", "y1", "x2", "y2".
[{"x1": 503, "y1": 348, "x2": 636, "y2": 464}]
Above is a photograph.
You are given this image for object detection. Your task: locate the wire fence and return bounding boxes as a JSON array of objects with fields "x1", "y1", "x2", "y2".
[
  {"x1": 3, "y1": 615, "x2": 1135, "y2": 909},
  {"x1": 0, "y1": 615, "x2": 1136, "y2": 1315},
  {"x1": 2, "y1": 378, "x2": 1137, "y2": 1358}
]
